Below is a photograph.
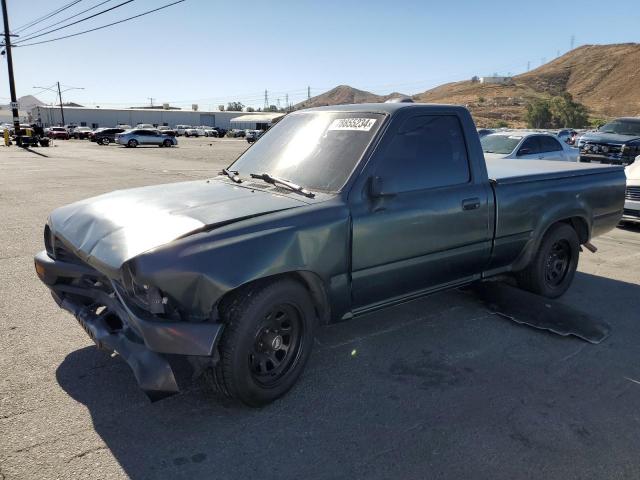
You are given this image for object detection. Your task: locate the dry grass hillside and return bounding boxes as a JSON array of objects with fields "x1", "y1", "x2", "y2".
[
  {"x1": 294, "y1": 85, "x2": 406, "y2": 109},
  {"x1": 297, "y1": 44, "x2": 640, "y2": 127},
  {"x1": 414, "y1": 43, "x2": 640, "y2": 127}
]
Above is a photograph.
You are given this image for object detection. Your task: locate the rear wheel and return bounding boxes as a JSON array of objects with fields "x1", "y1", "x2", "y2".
[
  {"x1": 517, "y1": 223, "x2": 580, "y2": 298},
  {"x1": 100, "y1": 137, "x2": 110, "y2": 145},
  {"x1": 127, "y1": 139, "x2": 138, "y2": 148},
  {"x1": 208, "y1": 279, "x2": 316, "y2": 407},
  {"x1": 163, "y1": 139, "x2": 172, "y2": 147}
]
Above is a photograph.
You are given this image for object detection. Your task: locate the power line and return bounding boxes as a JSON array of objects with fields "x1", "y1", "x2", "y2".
[
  {"x1": 15, "y1": 0, "x2": 185, "y2": 47},
  {"x1": 12, "y1": 0, "x2": 82, "y2": 34},
  {"x1": 16, "y1": 0, "x2": 134, "y2": 44},
  {"x1": 16, "y1": 0, "x2": 114, "y2": 39}
]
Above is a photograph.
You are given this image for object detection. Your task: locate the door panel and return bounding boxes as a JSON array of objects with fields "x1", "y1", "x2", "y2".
[
  {"x1": 350, "y1": 114, "x2": 492, "y2": 309},
  {"x1": 351, "y1": 183, "x2": 491, "y2": 308}
]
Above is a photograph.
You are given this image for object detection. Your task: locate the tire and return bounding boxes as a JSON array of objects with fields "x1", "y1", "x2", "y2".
[
  {"x1": 100, "y1": 138, "x2": 110, "y2": 145},
  {"x1": 128, "y1": 139, "x2": 138, "y2": 148},
  {"x1": 517, "y1": 223, "x2": 580, "y2": 298},
  {"x1": 163, "y1": 139, "x2": 172, "y2": 147},
  {"x1": 209, "y1": 278, "x2": 317, "y2": 407}
]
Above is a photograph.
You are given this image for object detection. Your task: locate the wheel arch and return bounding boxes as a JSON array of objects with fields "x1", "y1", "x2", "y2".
[
  {"x1": 215, "y1": 270, "x2": 331, "y2": 326},
  {"x1": 512, "y1": 214, "x2": 590, "y2": 272}
]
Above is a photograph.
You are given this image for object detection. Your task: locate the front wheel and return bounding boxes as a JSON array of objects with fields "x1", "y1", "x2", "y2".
[
  {"x1": 209, "y1": 279, "x2": 316, "y2": 407},
  {"x1": 127, "y1": 139, "x2": 138, "y2": 148},
  {"x1": 517, "y1": 223, "x2": 580, "y2": 298},
  {"x1": 163, "y1": 139, "x2": 172, "y2": 147},
  {"x1": 100, "y1": 138, "x2": 110, "y2": 145}
]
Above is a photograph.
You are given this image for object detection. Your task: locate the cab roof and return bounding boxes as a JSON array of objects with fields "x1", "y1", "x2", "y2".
[{"x1": 300, "y1": 102, "x2": 467, "y2": 115}]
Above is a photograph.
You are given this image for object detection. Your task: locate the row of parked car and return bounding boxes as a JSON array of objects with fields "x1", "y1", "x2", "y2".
[
  {"x1": 478, "y1": 117, "x2": 640, "y2": 166},
  {"x1": 39, "y1": 123, "x2": 265, "y2": 144}
]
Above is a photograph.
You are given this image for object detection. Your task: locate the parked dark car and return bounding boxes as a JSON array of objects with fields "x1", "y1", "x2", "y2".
[
  {"x1": 213, "y1": 127, "x2": 227, "y2": 138},
  {"x1": 71, "y1": 127, "x2": 93, "y2": 139},
  {"x1": 34, "y1": 103, "x2": 625, "y2": 406},
  {"x1": 578, "y1": 117, "x2": 640, "y2": 165},
  {"x1": 92, "y1": 128, "x2": 126, "y2": 145}
]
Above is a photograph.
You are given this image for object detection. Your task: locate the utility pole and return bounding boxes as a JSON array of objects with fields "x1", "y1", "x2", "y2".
[
  {"x1": 527, "y1": 61, "x2": 530, "y2": 72},
  {"x1": 570, "y1": 35, "x2": 575, "y2": 50},
  {"x1": 148, "y1": 97, "x2": 155, "y2": 107},
  {"x1": 1, "y1": 0, "x2": 21, "y2": 145},
  {"x1": 307, "y1": 86, "x2": 310, "y2": 100},
  {"x1": 34, "y1": 83, "x2": 84, "y2": 126},
  {"x1": 285, "y1": 93, "x2": 289, "y2": 111},
  {"x1": 264, "y1": 89, "x2": 268, "y2": 109},
  {"x1": 56, "y1": 82, "x2": 65, "y2": 126}
]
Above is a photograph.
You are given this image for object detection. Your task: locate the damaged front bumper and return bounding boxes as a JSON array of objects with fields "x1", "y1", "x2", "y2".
[{"x1": 34, "y1": 250, "x2": 224, "y2": 400}]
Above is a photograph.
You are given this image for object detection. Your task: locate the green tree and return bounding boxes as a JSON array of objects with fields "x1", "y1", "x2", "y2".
[
  {"x1": 494, "y1": 120, "x2": 510, "y2": 128},
  {"x1": 218, "y1": 104, "x2": 225, "y2": 111},
  {"x1": 548, "y1": 93, "x2": 589, "y2": 128},
  {"x1": 525, "y1": 94, "x2": 589, "y2": 129},
  {"x1": 246, "y1": 106, "x2": 255, "y2": 112},
  {"x1": 226, "y1": 101, "x2": 244, "y2": 111},
  {"x1": 525, "y1": 99, "x2": 552, "y2": 128}
]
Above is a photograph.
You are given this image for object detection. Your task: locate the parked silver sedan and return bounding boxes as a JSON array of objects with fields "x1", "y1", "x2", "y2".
[
  {"x1": 115, "y1": 129, "x2": 178, "y2": 148},
  {"x1": 481, "y1": 131, "x2": 578, "y2": 162}
]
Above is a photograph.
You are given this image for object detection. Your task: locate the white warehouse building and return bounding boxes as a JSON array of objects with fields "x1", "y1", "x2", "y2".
[{"x1": 30, "y1": 106, "x2": 283, "y2": 130}]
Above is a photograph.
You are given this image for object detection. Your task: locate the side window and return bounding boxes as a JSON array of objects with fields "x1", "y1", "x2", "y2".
[
  {"x1": 540, "y1": 136, "x2": 563, "y2": 152},
  {"x1": 519, "y1": 136, "x2": 541, "y2": 154},
  {"x1": 375, "y1": 115, "x2": 470, "y2": 192}
]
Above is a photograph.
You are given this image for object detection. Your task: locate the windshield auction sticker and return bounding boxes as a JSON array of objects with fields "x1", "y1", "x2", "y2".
[{"x1": 328, "y1": 118, "x2": 377, "y2": 131}]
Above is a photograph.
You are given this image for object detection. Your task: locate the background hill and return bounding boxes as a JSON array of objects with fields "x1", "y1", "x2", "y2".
[
  {"x1": 297, "y1": 43, "x2": 640, "y2": 127},
  {"x1": 0, "y1": 95, "x2": 44, "y2": 111},
  {"x1": 294, "y1": 85, "x2": 406, "y2": 109}
]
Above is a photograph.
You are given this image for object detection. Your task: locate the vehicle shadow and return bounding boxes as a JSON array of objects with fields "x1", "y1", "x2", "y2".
[{"x1": 56, "y1": 272, "x2": 640, "y2": 479}]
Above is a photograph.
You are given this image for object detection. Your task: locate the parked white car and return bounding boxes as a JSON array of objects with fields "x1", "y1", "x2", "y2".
[
  {"x1": 623, "y1": 156, "x2": 640, "y2": 223},
  {"x1": 175, "y1": 125, "x2": 192, "y2": 136},
  {"x1": 481, "y1": 131, "x2": 579, "y2": 162},
  {"x1": 184, "y1": 126, "x2": 203, "y2": 137},
  {"x1": 201, "y1": 126, "x2": 217, "y2": 137}
]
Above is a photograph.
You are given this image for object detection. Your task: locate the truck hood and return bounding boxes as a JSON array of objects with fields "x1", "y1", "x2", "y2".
[
  {"x1": 49, "y1": 178, "x2": 307, "y2": 274},
  {"x1": 580, "y1": 132, "x2": 640, "y2": 144}
]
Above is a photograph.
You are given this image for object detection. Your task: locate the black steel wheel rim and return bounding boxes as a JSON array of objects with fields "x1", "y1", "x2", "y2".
[
  {"x1": 249, "y1": 303, "x2": 303, "y2": 387},
  {"x1": 544, "y1": 239, "x2": 571, "y2": 287}
]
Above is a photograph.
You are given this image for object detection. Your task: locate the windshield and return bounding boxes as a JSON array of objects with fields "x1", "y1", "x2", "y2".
[
  {"x1": 480, "y1": 134, "x2": 521, "y2": 154},
  {"x1": 229, "y1": 112, "x2": 384, "y2": 192},
  {"x1": 599, "y1": 120, "x2": 640, "y2": 136}
]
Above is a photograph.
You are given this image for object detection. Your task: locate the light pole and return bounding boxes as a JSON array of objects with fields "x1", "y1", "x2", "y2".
[{"x1": 33, "y1": 83, "x2": 84, "y2": 126}]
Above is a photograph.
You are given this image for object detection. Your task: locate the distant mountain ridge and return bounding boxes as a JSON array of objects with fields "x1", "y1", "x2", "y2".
[
  {"x1": 295, "y1": 44, "x2": 640, "y2": 127},
  {"x1": 0, "y1": 95, "x2": 44, "y2": 111},
  {"x1": 294, "y1": 85, "x2": 408, "y2": 109}
]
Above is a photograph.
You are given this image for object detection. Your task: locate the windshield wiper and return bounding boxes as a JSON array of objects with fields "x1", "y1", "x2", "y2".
[
  {"x1": 249, "y1": 172, "x2": 315, "y2": 198},
  {"x1": 221, "y1": 168, "x2": 242, "y2": 183}
]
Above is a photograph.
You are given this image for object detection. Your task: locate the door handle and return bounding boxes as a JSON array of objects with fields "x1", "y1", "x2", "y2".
[{"x1": 462, "y1": 198, "x2": 481, "y2": 211}]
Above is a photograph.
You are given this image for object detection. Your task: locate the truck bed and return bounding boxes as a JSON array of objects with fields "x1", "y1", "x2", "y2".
[
  {"x1": 485, "y1": 158, "x2": 626, "y2": 274},
  {"x1": 486, "y1": 159, "x2": 623, "y2": 185}
]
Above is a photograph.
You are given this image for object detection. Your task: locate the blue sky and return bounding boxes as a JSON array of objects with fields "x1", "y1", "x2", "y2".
[{"x1": 1, "y1": 0, "x2": 638, "y2": 110}]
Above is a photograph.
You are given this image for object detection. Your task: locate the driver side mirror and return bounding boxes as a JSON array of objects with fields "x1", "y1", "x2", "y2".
[
  {"x1": 517, "y1": 147, "x2": 531, "y2": 156},
  {"x1": 368, "y1": 176, "x2": 395, "y2": 198}
]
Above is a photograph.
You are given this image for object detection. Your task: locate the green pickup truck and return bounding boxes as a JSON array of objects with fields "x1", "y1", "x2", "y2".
[{"x1": 35, "y1": 102, "x2": 625, "y2": 406}]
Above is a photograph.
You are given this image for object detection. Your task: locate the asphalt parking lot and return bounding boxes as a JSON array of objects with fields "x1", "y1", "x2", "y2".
[{"x1": 1, "y1": 138, "x2": 640, "y2": 480}]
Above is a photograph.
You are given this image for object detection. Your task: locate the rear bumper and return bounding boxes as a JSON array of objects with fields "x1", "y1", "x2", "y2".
[
  {"x1": 34, "y1": 250, "x2": 224, "y2": 399},
  {"x1": 623, "y1": 199, "x2": 640, "y2": 223}
]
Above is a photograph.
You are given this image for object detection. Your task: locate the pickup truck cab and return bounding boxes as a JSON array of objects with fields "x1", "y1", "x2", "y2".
[{"x1": 34, "y1": 103, "x2": 625, "y2": 406}]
